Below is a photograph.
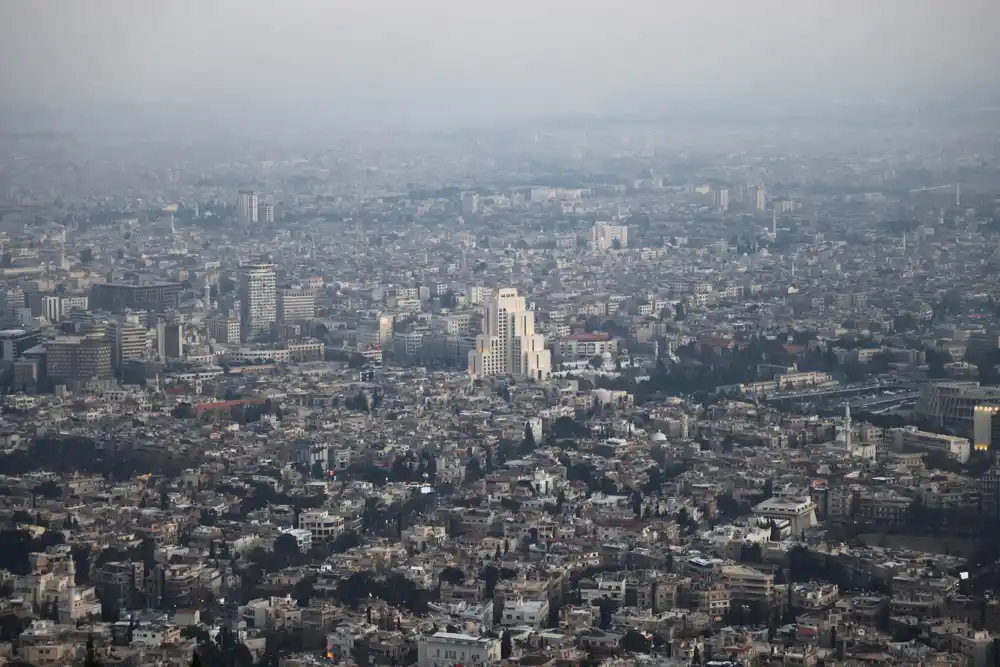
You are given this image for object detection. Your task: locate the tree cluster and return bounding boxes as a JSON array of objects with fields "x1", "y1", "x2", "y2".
[
  {"x1": 332, "y1": 571, "x2": 430, "y2": 613},
  {"x1": 0, "y1": 529, "x2": 66, "y2": 575}
]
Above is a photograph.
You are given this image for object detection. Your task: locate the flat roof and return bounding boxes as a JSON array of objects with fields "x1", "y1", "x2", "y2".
[
  {"x1": 431, "y1": 631, "x2": 488, "y2": 642},
  {"x1": 96, "y1": 282, "x2": 183, "y2": 288}
]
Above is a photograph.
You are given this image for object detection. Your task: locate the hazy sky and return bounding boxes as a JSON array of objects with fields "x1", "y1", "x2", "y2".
[{"x1": 2, "y1": 0, "x2": 999, "y2": 128}]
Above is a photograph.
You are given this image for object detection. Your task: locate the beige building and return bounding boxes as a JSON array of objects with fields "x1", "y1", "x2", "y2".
[
  {"x1": 417, "y1": 632, "x2": 499, "y2": 667},
  {"x1": 721, "y1": 564, "x2": 774, "y2": 603},
  {"x1": 239, "y1": 262, "x2": 277, "y2": 340},
  {"x1": 278, "y1": 288, "x2": 316, "y2": 323},
  {"x1": 592, "y1": 221, "x2": 628, "y2": 250},
  {"x1": 468, "y1": 288, "x2": 551, "y2": 381}
]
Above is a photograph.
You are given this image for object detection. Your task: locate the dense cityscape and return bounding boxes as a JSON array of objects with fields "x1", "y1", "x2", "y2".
[{"x1": 4, "y1": 3, "x2": 1000, "y2": 667}]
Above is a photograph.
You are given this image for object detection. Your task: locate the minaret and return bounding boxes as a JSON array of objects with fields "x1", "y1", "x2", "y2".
[
  {"x1": 771, "y1": 210, "x2": 777, "y2": 237},
  {"x1": 203, "y1": 279, "x2": 212, "y2": 311},
  {"x1": 844, "y1": 404, "x2": 852, "y2": 450}
]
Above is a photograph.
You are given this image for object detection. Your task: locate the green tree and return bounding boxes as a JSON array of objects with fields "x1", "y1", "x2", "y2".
[
  {"x1": 84, "y1": 636, "x2": 101, "y2": 667},
  {"x1": 501, "y1": 630, "x2": 512, "y2": 659},
  {"x1": 273, "y1": 533, "x2": 301, "y2": 562},
  {"x1": 465, "y1": 457, "x2": 484, "y2": 482},
  {"x1": 621, "y1": 629, "x2": 651, "y2": 653},
  {"x1": 439, "y1": 566, "x2": 465, "y2": 586}
]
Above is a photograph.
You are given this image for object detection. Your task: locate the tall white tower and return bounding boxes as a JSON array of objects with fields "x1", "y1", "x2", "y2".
[
  {"x1": 239, "y1": 262, "x2": 276, "y2": 340},
  {"x1": 844, "y1": 404, "x2": 852, "y2": 451},
  {"x1": 468, "y1": 288, "x2": 551, "y2": 381},
  {"x1": 237, "y1": 191, "x2": 259, "y2": 226},
  {"x1": 771, "y1": 210, "x2": 777, "y2": 237},
  {"x1": 203, "y1": 279, "x2": 212, "y2": 311},
  {"x1": 956, "y1": 183, "x2": 961, "y2": 208}
]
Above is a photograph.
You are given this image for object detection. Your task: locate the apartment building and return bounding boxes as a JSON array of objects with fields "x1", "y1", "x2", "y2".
[
  {"x1": 417, "y1": 632, "x2": 500, "y2": 667},
  {"x1": 721, "y1": 565, "x2": 774, "y2": 603},
  {"x1": 299, "y1": 510, "x2": 344, "y2": 540},
  {"x1": 278, "y1": 288, "x2": 316, "y2": 323}
]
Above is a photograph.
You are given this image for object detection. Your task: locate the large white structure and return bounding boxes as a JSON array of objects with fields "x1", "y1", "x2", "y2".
[
  {"x1": 239, "y1": 263, "x2": 277, "y2": 341},
  {"x1": 417, "y1": 632, "x2": 500, "y2": 667},
  {"x1": 891, "y1": 426, "x2": 971, "y2": 463},
  {"x1": 917, "y1": 382, "x2": 1000, "y2": 433},
  {"x1": 468, "y1": 288, "x2": 551, "y2": 381},
  {"x1": 752, "y1": 497, "x2": 817, "y2": 535},
  {"x1": 236, "y1": 191, "x2": 259, "y2": 226},
  {"x1": 713, "y1": 188, "x2": 730, "y2": 211},
  {"x1": 592, "y1": 222, "x2": 628, "y2": 250}
]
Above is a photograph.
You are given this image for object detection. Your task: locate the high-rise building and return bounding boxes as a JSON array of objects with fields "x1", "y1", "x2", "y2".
[
  {"x1": 239, "y1": 263, "x2": 277, "y2": 340},
  {"x1": 258, "y1": 203, "x2": 275, "y2": 225},
  {"x1": 237, "y1": 191, "x2": 259, "y2": 226},
  {"x1": 592, "y1": 222, "x2": 628, "y2": 251},
  {"x1": 0, "y1": 328, "x2": 41, "y2": 362},
  {"x1": 974, "y1": 405, "x2": 1000, "y2": 453},
  {"x1": 749, "y1": 185, "x2": 767, "y2": 211},
  {"x1": 157, "y1": 322, "x2": 184, "y2": 360},
  {"x1": 90, "y1": 283, "x2": 183, "y2": 313},
  {"x1": 40, "y1": 295, "x2": 62, "y2": 323},
  {"x1": 468, "y1": 288, "x2": 551, "y2": 381},
  {"x1": 378, "y1": 314, "x2": 394, "y2": 348},
  {"x1": 106, "y1": 321, "x2": 149, "y2": 368},
  {"x1": 277, "y1": 288, "x2": 316, "y2": 323},
  {"x1": 45, "y1": 335, "x2": 113, "y2": 383},
  {"x1": 713, "y1": 188, "x2": 730, "y2": 212},
  {"x1": 460, "y1": 191, "x2": 480, "y2": 214}
]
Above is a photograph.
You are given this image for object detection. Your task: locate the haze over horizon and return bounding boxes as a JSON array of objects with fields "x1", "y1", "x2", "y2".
[{"x1": 2, "y1": 0, "x2": 999, "y2": 131}]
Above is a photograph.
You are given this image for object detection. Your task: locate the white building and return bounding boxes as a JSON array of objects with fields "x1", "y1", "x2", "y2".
[
  {"x1": 298, "y1": 510, "x2": 344, "y2": 540},
  {"x1": 239, "y1": 262, "x2": 276, "y2": 341},
  {"x1": 466, "y1": 286, "x2": 493, "y2": 305},
  {"x1": 592, "y1": 222, "x2": 628, "y2": 250},
  {"x1": 752, "y1": 497, "x2": 817, "y2": 535},
  {"x1": 258, "y1": 202, "x2": 275, "y2": 224},
  {"x1": 713, "y1": 188, "x2": 730, "y2": 211},
  {"x1": 239, "y1": 596, "x2": 298, "y2": 630},
  {"x1": 500, "y1": 598, "x2": 549, "y2": 629},
  {"x1": 417, "y1": 632, "x2": 500, "y2": 667},
  {"x1": 468, "y1": 288, "x2": 551, "y2": 381},
  {"x1": 280, "y1": 528, "x2": 313, "y2": 553},
  {"x1": 237, "y1": 191, "x2": 259, "y2": 226},
  {"x1": 891, "y1": 426, "x2": 971, "y2": 463},
  {"x1": 460, "y1": 192, "x2": 480, "y2": 214},
  {"x1": 41, "y1": 295, "x2": 62, "y2": 323}
]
